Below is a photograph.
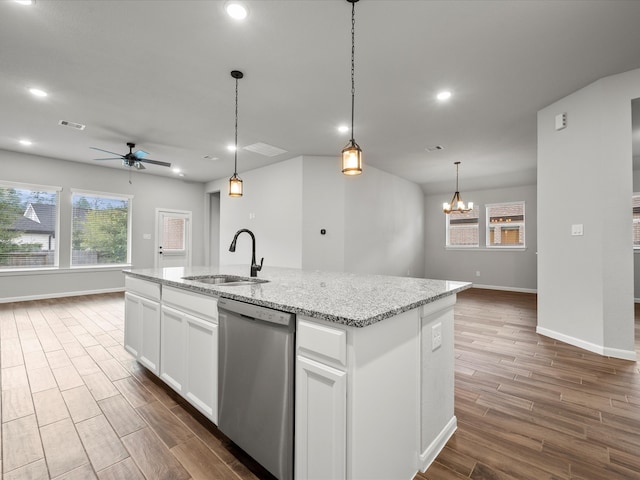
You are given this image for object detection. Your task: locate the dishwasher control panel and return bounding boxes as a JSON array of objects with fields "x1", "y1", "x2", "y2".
[{"x1": 218, "y1": 298, "x2": 294, "y2": 327}]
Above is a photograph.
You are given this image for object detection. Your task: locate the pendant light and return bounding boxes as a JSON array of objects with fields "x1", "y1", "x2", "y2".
[
  {"x1": 229, "y1": 70, "x2": 244, "y2": 197},
  {"x1": 341, "y1": 0, "x2": 363, "y2": 176},
  {"x1": 443, "y1": 162, "x2": 473, "y2": 214}
]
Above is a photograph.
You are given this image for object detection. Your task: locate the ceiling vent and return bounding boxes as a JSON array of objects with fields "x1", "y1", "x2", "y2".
[
  {"x1": 243, "y1": 142, "x2": 287, "y2": 157},
  {"x1": 426, "y1": 145, "x2": 444, "y2": 152},
  {"x1": 58, "y1": 120, "x2": 86, "y2": 130}
]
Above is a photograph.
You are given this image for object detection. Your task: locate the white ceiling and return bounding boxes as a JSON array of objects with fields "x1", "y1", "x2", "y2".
[{"x1": 2, "y1": 0, "x2": 640, "y2": 194}]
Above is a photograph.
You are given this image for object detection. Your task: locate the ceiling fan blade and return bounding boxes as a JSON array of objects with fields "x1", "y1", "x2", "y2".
[
  {"x1": 90, "y1": 147, "x2": 123, "y2": 157},
  {"x1": 140, "y1": 158, "x2": 172, "y2": 167},
  {"x1": 133, "y1": 149, "x2": 149, "y2": 159},
  {"x1": 93, "y1": 157, "x2": 122, "y2": 161}
]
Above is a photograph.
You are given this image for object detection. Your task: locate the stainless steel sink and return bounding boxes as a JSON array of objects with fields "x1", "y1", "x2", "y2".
[{"x1": 182, "y1": 275, "x2": 269, "y2": 286}]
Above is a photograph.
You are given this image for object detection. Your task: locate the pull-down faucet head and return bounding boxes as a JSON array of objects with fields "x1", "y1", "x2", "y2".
[{"x1": 229, "y1": 228, "x2": 264, "y2": 277}]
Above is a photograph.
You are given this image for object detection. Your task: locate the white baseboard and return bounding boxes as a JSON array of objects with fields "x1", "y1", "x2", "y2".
[
  {"x1": 0, "y1": 287, "x2": 124, "y2": 304},
  {"x1": 418, "y1": 416, "x2": 457, "y2": 473},
  {"x1": 536, "y1": 326, "x2": 637, "y2": 361},
  {"x1": 472, "y1": 283, "x2": 537, "y2": 294}
]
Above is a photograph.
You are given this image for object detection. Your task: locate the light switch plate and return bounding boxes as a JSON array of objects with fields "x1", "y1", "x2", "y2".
[
  {"x1": 571, "y1": 224, "x2": 583, "y2": 236},
  {"x1": 143, "y1": 233, "x2": 152, "y2": 240}
]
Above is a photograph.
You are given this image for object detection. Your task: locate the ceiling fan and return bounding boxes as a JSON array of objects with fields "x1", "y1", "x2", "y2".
[{"x1": 90, "y1": 142, "x2": 171, "y2": 170}]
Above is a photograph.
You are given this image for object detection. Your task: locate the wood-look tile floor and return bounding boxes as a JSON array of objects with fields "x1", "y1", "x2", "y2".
[
  {"x1": 419, "y1": 289, "x2": 640, "y2": 480},
  {"x1": 0, "y1": 290, "x2": 638, "y2": 479}
]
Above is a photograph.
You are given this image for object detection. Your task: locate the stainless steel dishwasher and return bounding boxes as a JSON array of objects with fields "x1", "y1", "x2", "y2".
[{"x1": 217, "y1": 297, "x2": 295, "y2": 480}]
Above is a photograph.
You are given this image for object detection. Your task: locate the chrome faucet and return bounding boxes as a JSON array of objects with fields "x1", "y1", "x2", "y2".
[{"x1": 229, "y1": 228, "x2": 264, "y2": 277}]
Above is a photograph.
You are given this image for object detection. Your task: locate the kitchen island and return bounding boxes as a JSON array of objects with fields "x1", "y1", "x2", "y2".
[{"x1": 123, "y1": 265, "x2": 470, "y2": 480}]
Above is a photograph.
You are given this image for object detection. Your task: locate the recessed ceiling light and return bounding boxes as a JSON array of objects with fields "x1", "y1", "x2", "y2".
[
  {"x1": 225, "y1": 2, "x2": 248, "y2": 20},
  {"x1": 436, "y1": 90, "x2": 452, "y2": 101},
  {"x1": 338, "y1": 125, "x2": 349, "y2": 133},
  {"x1": 14, "y1": 0, "x2": 35, "y2": 5},
  {"x1": 227, "y1": 145, "x2": 236, "y2": 152},
  {"x1": 29, "y1": 87, "x2": 47, "y2": 97},
  {"x1": 178, "y1": 173, "x2": 185, "y2": 177},
  {"x1": 19, "y1": 139, "x2": 33, "y2": 146},
  {"x1": 172, "y1": 168, "x2": 181, "y2": 174}
]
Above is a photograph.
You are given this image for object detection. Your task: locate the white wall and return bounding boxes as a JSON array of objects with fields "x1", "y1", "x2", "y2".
[
  {"x1": 0, "y1": 150, "x2": 206, "y2": 301},
  {"x1": 344, "y1": 166, "x2": 425, "y2": 277},
  {"x1": 209, "y1": 157, "x2": 304, "y2": 270},
  {"x1": 635, "y1": 168, "x2": 640, "y2": 300},
  {"x1": 207, "y1": 155, "x2": 425, "y2": 278},
  {"x1": 424, "y1": 184, "x2": 537, "y2": 291},
  {"x1": 301, "y1": 156, "x2": 345, "y2": 272},
  {"x1": 537, "y1": 69, "x2": 638, "y2": 360}
]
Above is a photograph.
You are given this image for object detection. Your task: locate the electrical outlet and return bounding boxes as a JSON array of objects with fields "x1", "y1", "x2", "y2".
[
  {"x1": 475, "y1": 270, "x2": 481, "y2": 277},
  {"x1": 432, "y1": 323, "x2": 442, "y2": 351}
]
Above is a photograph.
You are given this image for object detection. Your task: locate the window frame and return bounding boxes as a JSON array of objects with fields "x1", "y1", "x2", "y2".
[
  {"x1": 70, "y1": 188, "x2": 133, "y2": 268},
  {"x1": 485, "y1": 201, "x2": 526, "y2": 249},
  {"x1": 445, "y1": 205, "x2": 480, "y2": 248},
  {"x1": 0, "y1": 180, "x2": 62, "y2": 271}
]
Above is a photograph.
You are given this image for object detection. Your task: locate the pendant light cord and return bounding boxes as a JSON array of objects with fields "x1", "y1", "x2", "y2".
[
  {"x1": 234, "y1": 77, "x2": 239, "y2": 175},
  {"x1": 350, "y1": 0, "x2": 356, "y2": 142}
]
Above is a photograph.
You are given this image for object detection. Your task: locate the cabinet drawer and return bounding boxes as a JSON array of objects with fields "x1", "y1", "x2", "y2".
[
  {"x1": 125, "y1": 276, "x2": 161, "y2": 301},
  {"x1": 297, "y1": 318, "x2": 346, "y2": 367},
  {"x1": 162, "y1": 286, "x2": 218, "y2": 322}
]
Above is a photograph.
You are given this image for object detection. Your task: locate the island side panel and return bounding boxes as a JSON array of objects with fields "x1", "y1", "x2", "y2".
[
  {"x1": 419, "y1": 294, "x2": 457, "y2": 471},
  {"x1": 347, "y1": 308, "x2": 421, "y2": 480}
]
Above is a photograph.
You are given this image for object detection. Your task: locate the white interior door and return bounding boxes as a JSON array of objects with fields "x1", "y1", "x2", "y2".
[{"x1": 155, "y1": 209, "x2": 192, "y2": 268}]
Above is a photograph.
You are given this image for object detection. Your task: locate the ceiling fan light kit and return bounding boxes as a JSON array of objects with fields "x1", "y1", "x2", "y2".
[{"x1": 90, "y1": 142, "x2": 171, "y2": 170}]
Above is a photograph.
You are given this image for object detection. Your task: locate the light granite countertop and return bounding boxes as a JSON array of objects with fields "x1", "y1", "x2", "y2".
[{"x1": 124, "y1": 265, "x2": 471, "y2": 328}]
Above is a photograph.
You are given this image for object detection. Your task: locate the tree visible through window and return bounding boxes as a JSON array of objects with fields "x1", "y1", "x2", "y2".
[
  {"x1": 72, "y1": 192, "x2": 131, "y2": 265},
  {"x1": 486, "y1": 202, "x2": 525, "y2": 248},
  {"x1": 0, "y1": 183, "x2": 59, "y2": 269}
]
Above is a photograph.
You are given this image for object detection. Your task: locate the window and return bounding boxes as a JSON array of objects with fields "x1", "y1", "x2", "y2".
[
  {"x1": 486, "y1": 202, "x2": 525, "y2": 248},
  {"x1": 162, "y1": 217, "x2": 186, "y2": 252},
  {"x1": 71, "y1": 191, "x2": 132, "y2": 266},
  {"x1": 634, "y1": 193, "x2": 640, "y2": 249},
  {"x1": 446, "y1": 206, "x2": 479, "y2": 247},
  {"x1": 0, "y1": 182, "x2": 61, "y2": 269}
]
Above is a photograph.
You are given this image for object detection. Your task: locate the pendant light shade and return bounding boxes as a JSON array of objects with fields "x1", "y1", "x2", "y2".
[
  {"x1": 228, "y1": 70, "x2": 244, "y2": 197},
  {"x1": 229, "y1": 173, "x2": 243, "y2": 197},
  {"x1": 443, "y1": 162, "x2": 473, "y2": 214},
  {"x1": 341, "y1": 139, "x2": 362, "y2": 175},
  {"x1": 341, "y1": 0, "x2": 363, "y2": 176}
]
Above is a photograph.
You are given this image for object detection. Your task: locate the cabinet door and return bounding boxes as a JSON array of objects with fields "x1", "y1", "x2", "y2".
[
  {"x1": 160, "y1": 305, "x2": 185, "y2": 392},
  {"x1": 184, "y1": 314, "x2": 218, "y2": 424},
  {"x1": 296, "y1": 355, "x2": 347, "y2": 480},
  {"x1": 138, "y1": 297, "x2": 160, "y2": 374},
  {"x1": 124, "y1": 292, "x2": 141, "y2": 358}
]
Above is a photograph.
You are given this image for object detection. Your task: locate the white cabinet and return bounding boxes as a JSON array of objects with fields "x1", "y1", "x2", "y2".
[
  {"x1": 124, "y1": 277, "x2": 161, "y2": 375},
  {"x1": 124, "y1": 292, "x2": 141, "y2": 358},
  {"x1": 295, "y1": 355, "x2": 346, "y2": 480},
  {"x1": 184, "y1": 313, "x2": 218, "y2": 423},
  {"x1": 296, "y1": 318, "x2": 347, "y2": 480},
  {"x1": 160, "y1": 305, "x2": 186, "y2": 392},
  {"x1": 160, "y1": 286, "x2": 218, "y2": 424}
]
